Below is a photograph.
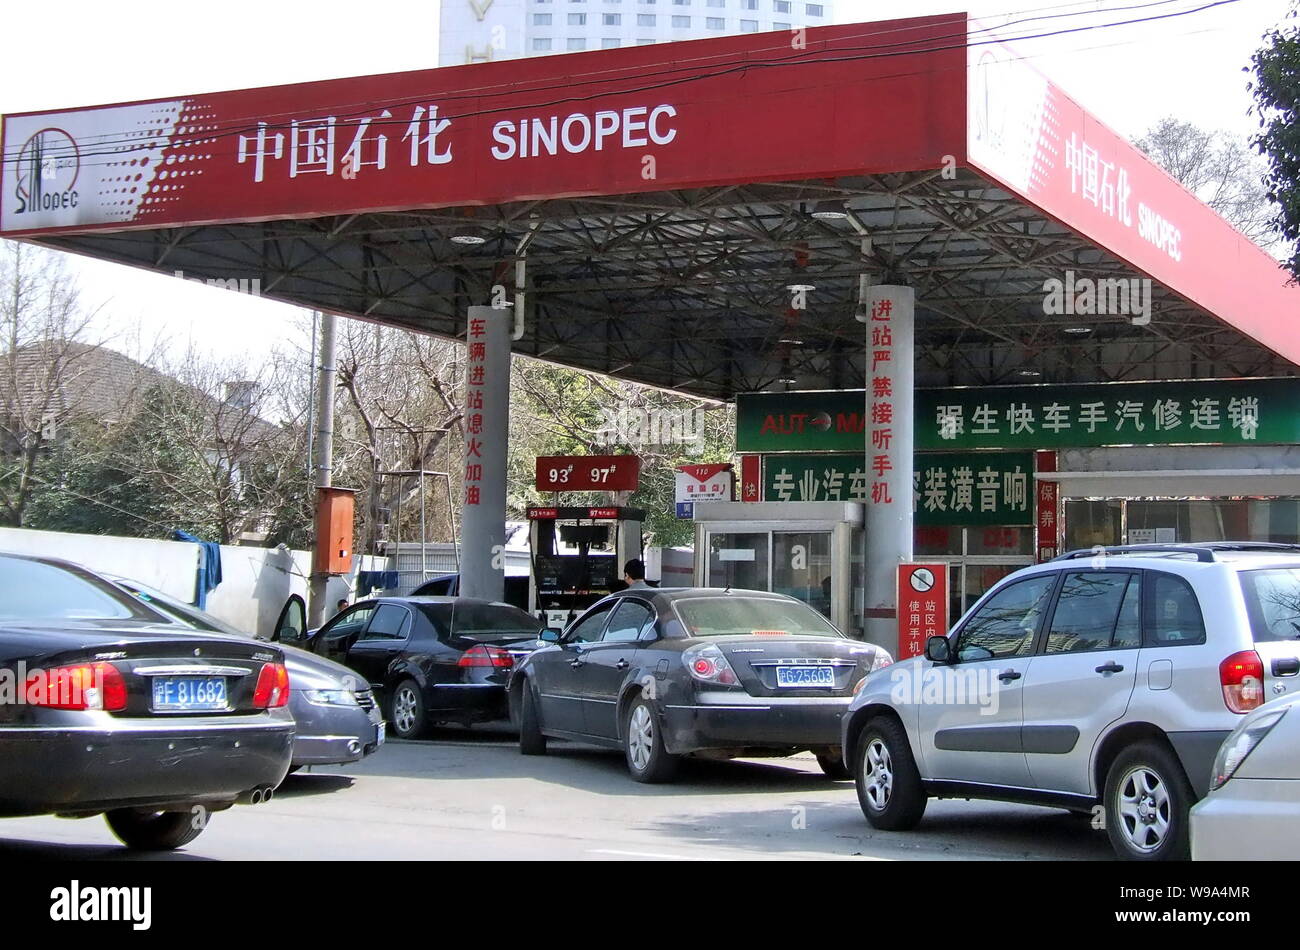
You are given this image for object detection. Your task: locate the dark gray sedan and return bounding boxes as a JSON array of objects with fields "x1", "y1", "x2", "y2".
[
  {"x1": 508, "y1": 587, "x2": 893, "y2": 783},
  {"x1": 111, "y1": 578, "x2": 385, "y2": 770}
]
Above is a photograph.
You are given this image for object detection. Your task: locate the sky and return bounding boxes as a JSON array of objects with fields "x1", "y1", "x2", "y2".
[{"x1": 0, "y1": 0, "x2": 1294, "y2": 367}]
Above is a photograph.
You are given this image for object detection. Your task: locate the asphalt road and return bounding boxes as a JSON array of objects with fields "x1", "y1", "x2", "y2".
[{"x1": 0, "y1": 725, "x2": 1115, "y2": 861}]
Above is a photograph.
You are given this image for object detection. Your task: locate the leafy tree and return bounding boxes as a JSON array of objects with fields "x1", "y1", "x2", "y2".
[
  {"x1": 509, "y1": 359, "x2": 733, "y2": 549},
  {"x1": 1250, "y1": 4, "x2": 1300, "y2": 279}
]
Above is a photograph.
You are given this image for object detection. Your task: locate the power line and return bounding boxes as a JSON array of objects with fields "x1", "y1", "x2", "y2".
[{"x1": 0, "y1": 0, "x2": 1241, "y2": 173}]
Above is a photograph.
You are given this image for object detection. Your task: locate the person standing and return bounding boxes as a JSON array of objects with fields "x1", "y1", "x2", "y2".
[{"x1": 623, "y1": 559, "x2": 651, "y2": 589}]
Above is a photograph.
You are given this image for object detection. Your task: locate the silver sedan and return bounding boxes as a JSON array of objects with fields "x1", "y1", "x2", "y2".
[{"x1": 110, "y1": 577, "x2": 384, "y2": 770}]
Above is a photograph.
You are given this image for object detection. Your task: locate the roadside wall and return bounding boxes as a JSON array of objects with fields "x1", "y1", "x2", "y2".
[{"x1": 0, "y1": 527, "x2": 387, "y2": 637}]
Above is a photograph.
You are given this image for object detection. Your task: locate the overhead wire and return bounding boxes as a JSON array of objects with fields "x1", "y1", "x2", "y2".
[{"x1": 0, "y1": 0, "x2": 1244, "y2": 173}]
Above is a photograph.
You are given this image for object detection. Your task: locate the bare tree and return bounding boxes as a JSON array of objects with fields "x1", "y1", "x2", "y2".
[
  {"x1": 334, "y1": 321, "x2": 464, "y2": 555},
  {"x1": 0, "y1": 240, "x2": 107, "y2": 526},
  {"x1": 1136, "y1": 117, "x2": 1281, "y2": 248}
]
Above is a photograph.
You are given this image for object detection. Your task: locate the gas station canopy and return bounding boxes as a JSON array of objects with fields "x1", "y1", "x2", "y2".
[{"x1": 3, "y1": 13, "x2": 1297, "y2": 399}]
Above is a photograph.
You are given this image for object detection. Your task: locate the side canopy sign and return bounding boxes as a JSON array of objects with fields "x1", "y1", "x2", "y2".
[
  {"x1": 736, "y1": 378, "x2": 1300, "y2": 452},
  {"x1": 762, "y1": 452, "x2": 1033, "y2": 526}
]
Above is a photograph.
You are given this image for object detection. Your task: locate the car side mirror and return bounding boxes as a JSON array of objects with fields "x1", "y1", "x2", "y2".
[
  {"x1": 925, "y1": 636, "x2": 953, "y2": 664},
  {"x1": 540, "y1": 629, "x2": 562, "y2": 644}
]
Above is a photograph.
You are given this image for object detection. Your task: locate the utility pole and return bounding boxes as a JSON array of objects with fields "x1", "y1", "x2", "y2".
[{"x1": 308, "y1": 310, "x2": 338, "y2": 629}]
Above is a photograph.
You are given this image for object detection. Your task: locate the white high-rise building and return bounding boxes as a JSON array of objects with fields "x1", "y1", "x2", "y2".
[{"x1": 439, "y1": 0, "x2": 835, "y2": 66}]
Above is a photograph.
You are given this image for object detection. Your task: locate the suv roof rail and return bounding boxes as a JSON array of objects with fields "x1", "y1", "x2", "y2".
[{"x1": 1052, "y1": 542, "x2": 1300, "y2": 564}]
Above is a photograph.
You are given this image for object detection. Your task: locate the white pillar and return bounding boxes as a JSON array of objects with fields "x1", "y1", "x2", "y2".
[
  {"x1": 459, "y1": 305, "x2": 510, "y2": 602},
  {"x1": 863, "y1": 285, "x2": 915, "y2": 650}
]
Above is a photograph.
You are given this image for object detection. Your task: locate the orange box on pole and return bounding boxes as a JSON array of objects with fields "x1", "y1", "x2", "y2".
[{"x1": 314, "y1": 486, "x2": 356, "y2": 575}]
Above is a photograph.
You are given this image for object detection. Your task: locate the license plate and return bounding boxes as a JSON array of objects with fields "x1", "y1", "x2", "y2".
[
  {"x1": 151, "y1": 676, "x2": 228, "y2": 712},
  {"x1": 775, "y1": 666, "x2": 836, "y2": 688},
  {"x1": 375, "y1": 721, "x2": 386, "y2": 746}
]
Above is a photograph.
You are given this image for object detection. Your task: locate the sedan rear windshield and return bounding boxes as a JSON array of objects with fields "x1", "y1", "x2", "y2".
[
  {"x1": 0, "y1": 557, "x2": 159, "y2": 623},
  {"x1": 418, "y1": 603, "x2": 543, "y2": 641},
  {"x1": 1238, "y1": 568, "x2": 1300, "y2": 643},
  {"x1": 674, "y1": 597, "x2": 843, "y2": 638}
]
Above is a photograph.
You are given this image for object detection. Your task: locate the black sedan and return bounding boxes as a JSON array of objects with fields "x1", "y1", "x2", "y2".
[
  {"x1": 508, "y1": 587, "x2": 893, "y2": 783},
  {"x1": 0, "y1": 552, "x2": 294, "y2": 850},
  {"x1": 308, "y1": 596, "x2": 544, "y2": 738}
]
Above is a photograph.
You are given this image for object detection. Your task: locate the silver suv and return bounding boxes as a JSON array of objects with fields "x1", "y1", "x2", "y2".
[{"x1": 841, "y1": 543, "x2": 1300, "y2": 861}]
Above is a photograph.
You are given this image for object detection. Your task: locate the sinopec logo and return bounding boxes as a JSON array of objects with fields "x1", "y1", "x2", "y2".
[{"x1": 14, "y1": 128, "x2": 80, "y2": 215}]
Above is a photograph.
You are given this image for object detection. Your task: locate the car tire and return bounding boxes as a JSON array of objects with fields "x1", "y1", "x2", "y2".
[
  {"x1": 105, "y1": 808, "x2": 206, "y2": 851},
  {"x1": 854, "y1": 716, "x2": 927, "y2": 831},
  {"x1": 518, "y1": 681, "x2": 547, "y2": 756},
  {"x1": 389, "y1": 679, "x2": 428, "y2": 740},
  {"x1": 624, "y1": 696, "x2": 678, "y2": 784},
  {"x1": 1104, "y1": 740, "x2": 1194, "y2": 861},
  {"x1": 816, "y1": 751, "x2": 852, "y2": 780}
]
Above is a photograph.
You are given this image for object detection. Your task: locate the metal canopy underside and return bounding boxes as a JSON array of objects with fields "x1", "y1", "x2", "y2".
[{"x1": 35, "y1": 168, "x2": 1296, "y2": 401}]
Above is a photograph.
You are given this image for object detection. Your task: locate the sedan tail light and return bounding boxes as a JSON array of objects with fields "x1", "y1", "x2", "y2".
[
  {"x1": 252, "y1": 663, "x2": 291, "y2": 708},
  {"x1": 458, "y1": 645, "x2": 514, "y2": 669},
  {"x1": 25, "y1": 662, "x2": 127, "y2": 711},
  {"x1": 1220, "y1": 650, "x2": 1265, "y2": 714},
  {"x1": 682, "y1": 644, "x2": 740, "y2": 686}
]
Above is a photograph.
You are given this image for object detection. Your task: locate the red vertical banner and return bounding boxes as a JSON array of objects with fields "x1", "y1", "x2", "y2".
[
  {"x1": 1035, "y1": 449, "x2": 1059, "y2": 562},
  {"x1": 739, "y1": 454, "x2": 761, "y2": 502},
  {"x1": 867, "y1": 298, "x2": 896, "y2": 508},
  {"x1": 463, "y1": 313, "x2": 488, "y2": 509},
  {"x1": 897, "y1": 563, "x2": 949, "y2": 660}
]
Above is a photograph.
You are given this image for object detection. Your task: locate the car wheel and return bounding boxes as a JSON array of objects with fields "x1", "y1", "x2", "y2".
[
  {"x1": 624, "y1": 696, "x2": 678, "y2": 784},
  {"x1": 816, "y1": 750, "x2": 852, "y2": 780},
  {"x1": 105, "y1": 808, "x2": 205, "y2": 851},
  {"x1": 518, "y1": 681, "x2": 547, "y2": 756},
  {"x1": 389, "y1": 680, "x2": 428, "y2": 740},
  {"x1": 854, "y1": 716, "x2": 927, "y2": 830},
  {"x1": 1104, "y1": 740, "x2": 1193, "y2": 861}
]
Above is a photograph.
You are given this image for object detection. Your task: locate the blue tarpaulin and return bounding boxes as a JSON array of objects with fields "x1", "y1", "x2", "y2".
[
  {"x1": 357, "y1": 570, "x2": 400, "y2": 595},
  {"x1": 172, "y1": 530, "x2": 223, "y2": 608}
]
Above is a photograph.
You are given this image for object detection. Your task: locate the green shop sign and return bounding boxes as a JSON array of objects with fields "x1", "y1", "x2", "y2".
[
  {"x1": 761, "y1": 452, "x2": 1034, "y2": 526},
  {"x1": 736, "y1": 378, "x2": 1300, "y2": 452}
]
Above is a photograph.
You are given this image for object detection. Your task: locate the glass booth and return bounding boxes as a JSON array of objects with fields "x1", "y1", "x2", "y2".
[{"x1": 692, "y1": 502, "x2": 865, "y2": 639}]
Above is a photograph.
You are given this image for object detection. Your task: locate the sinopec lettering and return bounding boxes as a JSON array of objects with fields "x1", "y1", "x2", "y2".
[
  {"x1": 15, "y1": 189, "x2": 78, "y2": 214},
  {"x1": 491, "y1": 104, "x2": 677, "y2": 160},
  {"x1": 1137, "y1": 202, "x2": 1182, "y2": 262}
]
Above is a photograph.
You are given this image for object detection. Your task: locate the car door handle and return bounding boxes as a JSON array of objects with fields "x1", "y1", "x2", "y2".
[
  {"x1": 570, "y1": 658, "x2": 586, "y2": 669},
  {"x1": 1095, "y1": 661, "x2": 1125, "y2": 674},
  {"x1": 997, "y1": 669, "x2": 1022, "y2": 683},
  {"x1": 615, "y1": 659, "x2": 630, "y2": 670}
]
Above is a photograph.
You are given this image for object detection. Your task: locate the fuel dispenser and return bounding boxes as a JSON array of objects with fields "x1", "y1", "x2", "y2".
[{"x1": 526, "y1": 505, "x2": 645, "y2": 632}]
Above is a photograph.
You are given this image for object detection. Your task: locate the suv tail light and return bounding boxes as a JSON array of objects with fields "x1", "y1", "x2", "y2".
[
  {"x1": 25, "y1": 662, "x2": 127, "y2": 711},
  {"x1": 458, "y1": 645, "x2": 514, "y2": 669},
  {"x1": 253, "y1": 663, "x2": 291, "y2": 708},
  {"x1": 1220, "y1": 650, "x2": 1265, "y2": 714}
]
